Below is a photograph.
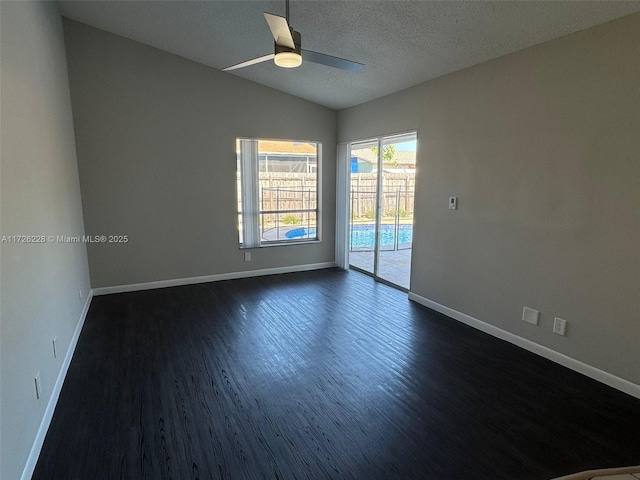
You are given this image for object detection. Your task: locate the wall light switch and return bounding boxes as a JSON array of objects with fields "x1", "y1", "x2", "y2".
[
  {"x1": 553, "y1": 317, "x2": 567, "y2": 336},
  {"x1": 449, "y1": 197, "x2": 457, "y2": 210},
  {"x1": 522, "y1": 307, "x2": 540, "y2": 325}
]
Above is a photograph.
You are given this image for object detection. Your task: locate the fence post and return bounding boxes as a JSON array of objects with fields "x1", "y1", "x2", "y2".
[
  {"x1": 357, "y1": 175, "x2": 361, "y2": 217},
  {"x1": 261, "y1": 186, "x2": 265, "y2": 237},
  {"x1": 404, "y1": 176, "x2": 408, "y2": 212},
  {"x1": 349, "y1": 188, "x2": 354, "y2": 252},
  {"x1": 301, "y1": 177, "x2": 305, "y2": 224},
  {"x1": 307, "y1": 188, "x2": 311, "y2": 235},
  {"x1": 301, "y1": 184, "x2": 305, "y2": 225},
  {"x1": 395, "y1": 189, "x2": 400, "y2": 251},
  {"x1": 276, "y1": 186, "x2": 280, "y2": 239}
]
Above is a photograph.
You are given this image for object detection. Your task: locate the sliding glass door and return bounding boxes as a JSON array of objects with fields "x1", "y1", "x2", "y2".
[
  {"x1": 348, "y1": 133, "x2": 416, "y2": 289},
  {"x1": 349, "y1": 140, "x2": 378, "y2": 274}
]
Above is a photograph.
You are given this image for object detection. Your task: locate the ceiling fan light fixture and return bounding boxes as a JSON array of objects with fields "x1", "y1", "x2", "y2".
[
  {"x1": 274, "y1": 51, "x2": 302, "y2": 68},
  {"x1": 223, "y1": 5, "x2": 363, "y2": 73}
]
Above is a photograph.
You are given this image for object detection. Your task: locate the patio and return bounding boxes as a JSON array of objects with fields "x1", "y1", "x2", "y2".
[
  {"x1": 349, "y1": 248, "x2": 412, "y2": 289},
  {"x1": 261, "y1": 225, "x2": 413, "y2": 290}
]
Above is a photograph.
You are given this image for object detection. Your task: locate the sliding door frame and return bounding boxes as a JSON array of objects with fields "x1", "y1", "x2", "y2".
[{"x1": 336, "y1": 131, "x2": 417, "y2": 291}]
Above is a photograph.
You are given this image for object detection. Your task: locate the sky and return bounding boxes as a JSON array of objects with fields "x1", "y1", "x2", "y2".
[{"x1": 395, "y1": 140, "x2": 416, "y2": 151}]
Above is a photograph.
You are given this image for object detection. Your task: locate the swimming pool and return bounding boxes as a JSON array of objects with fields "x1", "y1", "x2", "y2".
[{"x1": 286, "y1": 224, "x2": 413, "y2": 249}]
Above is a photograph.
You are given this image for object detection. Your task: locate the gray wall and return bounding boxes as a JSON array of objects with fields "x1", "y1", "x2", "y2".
[
  {"x1": 63, "y1": 20, "x2": 337, "y2": 289},
  {"x1": 2, "y1": 8, "x2": 637, "y2": 478},
  {"x1": 0, "y1": 3, "x2": 91, "y2": 479},
  {"x1": 339, "y1": 14, "x2": 640, "y2": 386}
]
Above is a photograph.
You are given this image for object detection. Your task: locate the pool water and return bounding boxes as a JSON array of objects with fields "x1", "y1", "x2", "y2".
[
  {"x1": 286, "y1": 224, "x2": 413, "y2": 248},
  {"x1": 350, "y1": 224, "x2": 413, "y2": 248},
  {"x1": 285, "y1": 227, "x2": 318, "y2": 240}
]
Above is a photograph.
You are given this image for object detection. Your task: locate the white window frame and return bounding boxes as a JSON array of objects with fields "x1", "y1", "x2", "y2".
[{"x1": 237, "y1": 138, "x2": 322, "y2": 248}]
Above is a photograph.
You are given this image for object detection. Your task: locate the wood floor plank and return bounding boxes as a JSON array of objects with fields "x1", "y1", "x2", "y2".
[{"x1": 33, "y1": 268, "x2": 640, "y2": 479}]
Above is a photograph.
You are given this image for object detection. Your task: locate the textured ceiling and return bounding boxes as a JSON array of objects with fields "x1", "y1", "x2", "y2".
[{"x1": 56, "y1": 1, "x2": 640, "y2": 110}]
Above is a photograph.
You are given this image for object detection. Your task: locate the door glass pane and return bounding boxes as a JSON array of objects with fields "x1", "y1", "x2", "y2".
[
  {"x1": 349, "y1": 141, "x2": 378, "y2": 274},
  {"x1": 376, "y1": 136, "x2": 415, "y2": 289}
]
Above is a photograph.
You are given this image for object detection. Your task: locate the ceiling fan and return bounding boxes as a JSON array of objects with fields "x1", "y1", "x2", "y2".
[{"x1": 223, "y1": 0, "x2": 364, "y2": 73}]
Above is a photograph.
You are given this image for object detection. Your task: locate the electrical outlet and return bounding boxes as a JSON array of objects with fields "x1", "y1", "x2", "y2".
[
  {"x1": 553, "y1": 317, "x2": 567, "y2": 336},
  {"x1": 449, "y1": 197, "x2": 457, "y2": 210},
  {"x1": 244, "y1": 252, "x2": 251, "y2": 262},
  {"x1": 35, "y1": 372, "x2": 42, "y2": 400},
  {"x1": 522, "y1": 307, "x2": 540, "y2": 325},
  {"x1": 78, "y1": 287, "x2": 82, "y2": 302},
  {"x1": 53, "y1": 337, "x2": 58, "y2": 358}
]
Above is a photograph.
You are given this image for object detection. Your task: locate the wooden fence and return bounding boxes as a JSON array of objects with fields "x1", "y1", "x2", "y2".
[
  {"x1": 250, "y1": 172, "x2": 416, "y2": 223},
  {"x1": 259, "y1": 173, "x2": 316, "y2": 209},
  {"x1": 350, "y1": 173, "x2": 415, "y2": 218}
]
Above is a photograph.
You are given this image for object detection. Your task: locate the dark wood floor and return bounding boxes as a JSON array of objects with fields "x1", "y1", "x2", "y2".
[{"x1": 34, "y1": 268, "x2": 640, "y2": 479}]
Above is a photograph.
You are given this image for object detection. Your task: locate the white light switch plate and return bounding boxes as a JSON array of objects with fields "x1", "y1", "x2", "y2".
[
  {"x1": 522, "y1": 307, "x2": 540, "y2": 325},
  {"x1": 553, "y1": 317, "x2": 567, "y2": 336}
]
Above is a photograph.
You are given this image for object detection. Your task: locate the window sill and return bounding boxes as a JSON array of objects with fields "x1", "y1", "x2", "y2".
[{"x1": 240, "y1": 239, "x2": 321, "y2": 249}]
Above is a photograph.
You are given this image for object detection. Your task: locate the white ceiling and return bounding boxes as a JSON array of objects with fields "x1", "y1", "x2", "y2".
[{"x1": 56, "y1": 1, "x2": 640, "y2": 110}]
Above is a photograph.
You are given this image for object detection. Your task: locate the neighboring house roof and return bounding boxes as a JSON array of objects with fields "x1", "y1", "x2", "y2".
[{"x1": 258, "y1": 141, "x2": 317, "y2": 156}]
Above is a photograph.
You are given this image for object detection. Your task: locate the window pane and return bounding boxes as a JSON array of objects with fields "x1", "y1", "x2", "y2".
[
  {"x1": 261, "y1": 211, "x2": 318, "y2": 242},
  {"x1": 237, "y1": 214, "x2": 243, "y2": 245},
  {"x1": 236, "y1": 140, "x2": 243, "y2": 244},
  {"x1": 237, "y1": 138, "x2": 319, "y2": 246}
]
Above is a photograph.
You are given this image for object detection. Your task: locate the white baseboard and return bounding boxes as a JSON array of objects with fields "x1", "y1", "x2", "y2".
[
  {"x1": 21, "y1": 291, "x2": 93, "y2": 480},
  {"x1": 92, "y1": 262, "x2": 337, "y2": 296},
  {"x1": 408, "y1": 292, "x2": 640, "y2": 400}
]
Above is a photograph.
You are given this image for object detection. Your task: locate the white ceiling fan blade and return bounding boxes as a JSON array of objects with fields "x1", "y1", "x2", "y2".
[
  {"x1": 223, "y1": 54, "x2": 275, "y2": 71},
  {"x1": 302, "y1": 49, "x2": 364, "y2": 72},
  {"x1": 263, "y1": 12, "x2": 295, "y2": 49}
]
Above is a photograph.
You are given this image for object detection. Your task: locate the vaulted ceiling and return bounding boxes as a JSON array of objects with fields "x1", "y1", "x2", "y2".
[{"x1": 57, "y1": 1, "x2": 640, "y2": 110}]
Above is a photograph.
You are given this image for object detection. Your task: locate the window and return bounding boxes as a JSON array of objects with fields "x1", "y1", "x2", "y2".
[{"x1": 236, "y1": 139, "x2": 320, "y2": 247}]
